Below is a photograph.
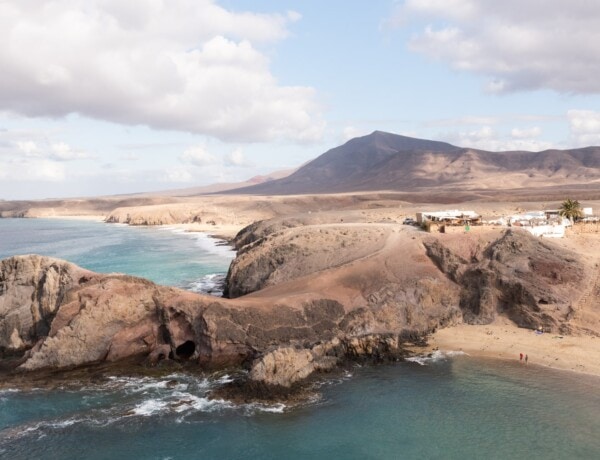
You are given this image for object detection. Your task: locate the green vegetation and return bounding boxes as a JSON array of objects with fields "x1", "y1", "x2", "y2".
[{"x1": 558, "y1": 198, "x2": 583, "y2": 222}]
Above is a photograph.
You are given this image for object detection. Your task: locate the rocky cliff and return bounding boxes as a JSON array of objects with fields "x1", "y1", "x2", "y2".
[
  {"x1": 0, "y1": 227, "x2": 589, "y2": 390},
  {"x1": 424, "y1": 230, "x2": 583, "y2": 331},
  {"x1": 0, "y1": 255, "x2": 93, "y2": 352}
]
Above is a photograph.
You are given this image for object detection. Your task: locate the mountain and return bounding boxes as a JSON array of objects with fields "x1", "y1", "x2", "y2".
[{"x1": 227, "y1": 131, "x2": 600, "y2": 196}]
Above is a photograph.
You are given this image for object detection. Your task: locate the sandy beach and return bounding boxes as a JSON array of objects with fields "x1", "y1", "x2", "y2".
[{"x1": 427, "y1": 320, "x2": 600, "y2": 377}]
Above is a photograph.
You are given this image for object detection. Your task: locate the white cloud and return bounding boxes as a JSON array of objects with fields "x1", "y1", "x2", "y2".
[
  {"x1": 162, "y1": 167, "x2": 193, "y2": 183},
  {"x1": 7, "y1": 136, "x2": 91, "y2": 162},
  {"x1": 424, "y1": 116, "x2": 500, "y2": 128},
  {"x1": 49, "y1": 142, "x2": 92, "y2": 161},
  {"x1": 393, "y1": 0, "x2": 600, "y2": 93},
  {"x1": 120, "y1": 153, "x2": 140, "y2": 161},
  {"x1": 16, "y1": 141, "x2": 40, "y2": 156},
  {"x1": 180, "y1": 146, "x2": 218, "y2": 166},
  {"x1": 568, "y1": 110, "x2": 600, "y2": 146},
  {"x1": 511, "y1": 127, "x2": 541, "y2": 139},
  {"x1": 287, "y1": 11, "x2": 302, "y2": 22},
  {"x1": 0, "y1": 159, "x2": 66, "y2": 181},
  {"x1": 0, "y1": 1, "x2": 324, "y2": 142},
  {"x1": 440, "y1": 125, "x2": 553, "y2": 151},
  {"x1": 224, "y1": 147, "x2": 252, "y2": 167}
]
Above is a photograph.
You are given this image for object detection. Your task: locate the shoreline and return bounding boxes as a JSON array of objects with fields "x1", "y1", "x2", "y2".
[
  {"x1": 4, "y1": 214, "x2": 600, "y2": 383},
  {"x1": 43, "y1": 215, "x2": 107, "y2": 222},
  {"x1": 37, "y1": 214, "x2": 243, "y2": 242},
  {"x1": 165, "y1": 222, "x2": 243, "y2": 241},
  {"x1": 425, "y1": 320, "x2": 600, "y2": 378}
]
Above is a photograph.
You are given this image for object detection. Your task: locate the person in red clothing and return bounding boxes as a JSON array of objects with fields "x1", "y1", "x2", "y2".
[{"x1": 520, "y1": 353, "x2": 523, "y2": 362}]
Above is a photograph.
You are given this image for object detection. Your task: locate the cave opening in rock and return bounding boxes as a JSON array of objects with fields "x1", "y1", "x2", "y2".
[{"x1": 176, "y1": 340, "x2": 196, "y2": 359}]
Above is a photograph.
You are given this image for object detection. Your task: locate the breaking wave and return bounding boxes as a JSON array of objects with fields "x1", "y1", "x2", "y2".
[
  {"x1": 161, "y1": 226, "x2": 236, "y2": 259},
  {"x1": 405, "y1": 350, "x2": 468, "y2": 366},
  {"x1": 186, "y1": 273, "x2": 227, "y2": 296},
  {"x1": 0, "y1": 373, "x2": 287, "y2": 444}
]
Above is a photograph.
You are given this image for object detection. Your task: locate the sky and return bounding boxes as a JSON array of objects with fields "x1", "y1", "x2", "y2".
[{"x1": 2, "y1": 0, "x2": 600, "y2": 200}]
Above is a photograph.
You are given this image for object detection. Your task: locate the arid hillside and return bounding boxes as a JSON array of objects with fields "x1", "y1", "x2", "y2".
[{"x1": 230, "y1": 131, "x2": 600, "y2": 198}]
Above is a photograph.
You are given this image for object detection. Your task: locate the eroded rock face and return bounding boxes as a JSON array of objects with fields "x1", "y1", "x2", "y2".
[
  {"x1": 0, "y1": 255, "x2": 93, "y2": 352},
  {"x1": 225, "y1": 224, "x2": 389, "y2": 298},
  {"x1": 424, "y1": 229, "x2": 584, "y2": 331},
  {"x1": 21, "y1": 275, "x2": 165, "y2": 370},
  {"x1": 249, "y1": 334, "x2": 409, "y2": 387},
  {"x1": 249, "y1": 347, "x2": 322, "y2": 388},
  {"x1": 1, "y1": 256, "x2": 396, "y2": 379}
]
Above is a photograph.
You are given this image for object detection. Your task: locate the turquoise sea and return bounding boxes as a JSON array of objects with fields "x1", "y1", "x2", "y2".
[
  {"x1": 1, "y1": 218, "x2": 600, "y2": 459},
  {"x1": 0, "y1": 218, "x2": 236, "y2": 295}
]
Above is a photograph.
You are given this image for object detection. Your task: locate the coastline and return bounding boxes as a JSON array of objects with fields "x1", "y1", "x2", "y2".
[
  {"x1": 22, "y1": 214, "x2": 245, "y2": 244},
  {"x1": 426, "y1": 319, "x2": 600, "y2": 378},
  {"x1": 40, "y1": 214, "x2": 243, "y2": 242},
  {"x1": 169, "y1": 222, "x2": 243, "y2": 241},
  {"x1": 43, "y1": 215, "x2": 107, "y2": 221},
  {"x1": 6, "y1": 213, "x2": 600, "y2": 383}
]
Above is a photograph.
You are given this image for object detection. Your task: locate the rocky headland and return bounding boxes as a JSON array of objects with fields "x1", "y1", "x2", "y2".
[{"x1": 2, "y1": 219, "x2": 596, "y2": 396}]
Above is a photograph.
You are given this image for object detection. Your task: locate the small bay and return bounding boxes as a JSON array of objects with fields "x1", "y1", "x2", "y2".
[{"x1": 0, "y1": 218, "x2": 235, "y2": 294}]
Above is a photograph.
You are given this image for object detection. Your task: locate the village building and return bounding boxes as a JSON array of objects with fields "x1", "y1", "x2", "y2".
[
  {"x1": 506, "y1": 207, "x2": 596, "y2": 238},
  {"x1": 414, "y1": 205, "x2": 597, "y2": 237},
  {"x1": 416, "y1": 210, "x2": 482, "y2": 233}
]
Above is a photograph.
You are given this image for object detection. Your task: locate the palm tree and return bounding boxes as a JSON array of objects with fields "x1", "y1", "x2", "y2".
[{"x1": 558, "y1": 198, "x2": 583, "y2": 222}]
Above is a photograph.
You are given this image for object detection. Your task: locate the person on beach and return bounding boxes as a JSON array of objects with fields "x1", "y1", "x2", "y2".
[
  {"x1": 525, "y1": 354, "x2": 528, "y2": 364},
  {"x1": 520, "y1": 353, "x2": 523, "y2": 362}
]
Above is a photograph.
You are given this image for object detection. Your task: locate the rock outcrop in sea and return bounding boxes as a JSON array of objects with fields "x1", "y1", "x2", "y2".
[{"x1": 0, "y1": 227, "x2": 587, "y2": 390}]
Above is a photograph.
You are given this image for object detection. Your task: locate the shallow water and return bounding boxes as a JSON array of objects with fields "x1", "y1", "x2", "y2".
[
  {"x1": 0, "y1": 218, "x2": 235, "y2": 294},
  {"x1": 1, "y1": 219, "x2": 599, "y2": 459},
  {"x1": 1, "y1": 356, "x2": 599, "y2": 459}
]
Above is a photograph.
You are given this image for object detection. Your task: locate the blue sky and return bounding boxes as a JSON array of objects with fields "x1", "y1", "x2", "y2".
[{"x1": 1, "y1": 0, "x2": 600, "y2": 199}]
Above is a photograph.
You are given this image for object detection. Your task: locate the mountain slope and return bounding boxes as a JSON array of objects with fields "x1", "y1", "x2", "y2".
[
  {"x1": 228, "y1": 131, "x2": 600, "y2": 195},
  {"x1": 231, "y1": 131, "x2": 461, "y2": 194}
]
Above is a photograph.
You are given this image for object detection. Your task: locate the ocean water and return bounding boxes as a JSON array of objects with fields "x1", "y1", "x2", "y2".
[
  {"x1": 1, "y1": 357, "x2": 599, "y2": 459},
  {"x1": 1, "y1": 219, "x2": 600, "y2": 459},
  {"x1": 0, "y1": 218, "x2": 236, "y2": 295}
]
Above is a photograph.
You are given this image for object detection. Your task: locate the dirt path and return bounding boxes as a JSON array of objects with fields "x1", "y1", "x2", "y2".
[{"x1": 576, "y1": 261, "x2": 600, "y2": 312}]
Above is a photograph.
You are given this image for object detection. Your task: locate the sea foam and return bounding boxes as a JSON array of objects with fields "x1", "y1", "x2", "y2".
[
  {"x1": 405, "y1": 350, "x2": 468, "y2": 366},
  {"x1": 186, "y1": 273, "x2": 227, "y2": 296}
]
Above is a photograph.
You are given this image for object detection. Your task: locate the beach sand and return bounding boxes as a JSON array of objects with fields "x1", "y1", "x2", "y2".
[{"x1": 427, "y1": 319, "x2": 600, "y2": 377}]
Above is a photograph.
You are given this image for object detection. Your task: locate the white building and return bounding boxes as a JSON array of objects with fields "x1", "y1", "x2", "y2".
[
  {"x1": 508, "y1": 211, "x2": 572, "y2": 238},
  {"x1": 416, "y1": 210, "x2": 480, "y2": 224}
]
